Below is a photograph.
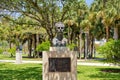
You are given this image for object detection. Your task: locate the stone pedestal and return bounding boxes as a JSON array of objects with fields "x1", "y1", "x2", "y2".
[
  {"x1": 43, "y1": 47, "x2": 77, "y2": 80},
  {"x1": 16, "y1": 51, "x2": 22, "y2": 64},
  {"x1": 49, "y1": 47, "x2": 70, "y2": 51}
]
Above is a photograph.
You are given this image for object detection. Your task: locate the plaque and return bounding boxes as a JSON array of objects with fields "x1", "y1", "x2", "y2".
[{"x1": 49, "y1": 58, "x2": 71, "y2": 72}]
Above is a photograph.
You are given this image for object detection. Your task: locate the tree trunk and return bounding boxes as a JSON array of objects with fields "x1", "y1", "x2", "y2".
[
  {"x1": 68, "y1": 26, "x2": 70, "y2": 44},
  {"x1": 84, "y1": 33, "x2": 88, "y2": 59},
  {"x1": 118, "y1": 27, "x2": 120, "y2": 39},
  {"x1": 28, "y1": 38, "x2": 32, "y2": 57},
  {"x1": 90, "y1": 36, "x2": 94, "y2": 58},
  {"x1": 78, "y1": 23, "x2": 82, "y2": 59},
  {"x1": 49, "y1": 34, "x2": 54, "y2": 46},
  {"x1": 33, "y1": 34, "x2": 37, "y2": 58},
  {"x1": 87, "y1": 32, "x2": 89, "y2": 59},
  {"x1": 77, "y1": 35, "x2": 80, "y2": 59},
  {"x1": 106, "y1": 26, "x2": 109, "y2": 41},
  {"x1": 89, "y1": 38, "x2": 92, "y2": 59},
  {"x1": 36, "y1": 34, "x2": 40, "y2": 58},
  {"x1": 78, "y1": 33, "x2": 82, "y2": 59},
  {"x1": 113, "y1": 27, "x2": 118, "y2": 40},
  {"x1": 9, "y1": 42, "x2": 12, "y2": 49},
  {"x1": 84, "y1": 37, "x2": 85, "y2": 59},
  {"x1": 47, "y1": 28, "x2": 54, "y2": 46},
  {"x1": 44, "y1": 25, "x2": 54, "y2": 46}
]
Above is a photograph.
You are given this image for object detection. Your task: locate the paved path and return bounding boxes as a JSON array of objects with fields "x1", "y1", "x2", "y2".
[{"x1": 0, "y1": 60, "x2": 119, "y2": 67}]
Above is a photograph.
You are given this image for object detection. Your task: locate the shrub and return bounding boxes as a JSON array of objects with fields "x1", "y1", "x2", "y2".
[
  {"x1": 8, "y1": 47, "x2": 16, "y2": 57},
  {"x1": 36, "y1": 41, "x2": 50, "y2": 52},
  {"x1": 67, "y1": 43, "x2": 76, "y2": 50},
  {"x1": 98, "y1": 39, "x2": 120, "y2": 64}
]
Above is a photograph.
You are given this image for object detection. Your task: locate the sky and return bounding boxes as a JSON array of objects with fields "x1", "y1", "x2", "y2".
[{"x1": 85, "y1": 0, "x2": 94, "y2": 6}]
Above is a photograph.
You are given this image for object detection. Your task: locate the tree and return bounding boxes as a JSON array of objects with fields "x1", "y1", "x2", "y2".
[
  {"x1": 94, "y1": 0, "x2": 120, "y2": 41},
  {"x1": 77, "y1": 0, "x2": 88, "y2": 59},
  {"x1": 80, "y1": 19, "x2": 92, "y2": 59},
  {"x1": 109, "y1": 0, "x2": 120, "y2": 40},
  {"x1": 0, "y1": 0, "x2": 78, "y2": 45}
]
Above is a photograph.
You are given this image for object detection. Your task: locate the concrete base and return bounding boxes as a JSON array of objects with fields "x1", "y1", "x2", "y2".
[
  {"x1": 16, "y1": 52, "x2": 22, "y2": 64},
  {"x1": 43, "y1": 47, "x2": 77, "y2": 80}
]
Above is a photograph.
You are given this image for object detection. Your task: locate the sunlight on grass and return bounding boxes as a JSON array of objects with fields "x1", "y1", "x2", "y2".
[
  {"x1": 0, "y1": 63, "x2": 119, "y2": 80},
  {"x1": 0, "y1": 54, "x2": 42, "y2": 61},
  {"x1": 0, "y1": 63, "x2": 42, "y2": 80},
  {"x1": 77, "y1": 66, "x2": 120, "y2": 80},
  {"x1": 0, "y1": 54, "x2": 15, "y2": 60}
]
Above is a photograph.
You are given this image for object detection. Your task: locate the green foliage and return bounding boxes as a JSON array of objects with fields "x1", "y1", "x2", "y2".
[
  {"x1": 0, "y1": 63, "x2": 42, "y2": 80},
  {"x1": 0, "y1": 48, "x2": 3, "y2": 54},
  {"x1": 98, "y1": 39, "x2": 120, "y2": 64},
  {"x1": 36, "y1": 41, "x2": 50, "y2": 52},
  {"x1": 67, "y1": 43, "x2": 76, "y2": 50},
  {"x1": 8, "y1": 47, "x2": 16, "y2": 57},
  {"x1": 0, "y1": 63, "x2": 120, "y2": 80}
]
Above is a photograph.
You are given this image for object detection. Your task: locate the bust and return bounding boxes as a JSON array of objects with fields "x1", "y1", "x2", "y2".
[{"x1": 52, "y1": 22, "x2": 67, "y2": 47}]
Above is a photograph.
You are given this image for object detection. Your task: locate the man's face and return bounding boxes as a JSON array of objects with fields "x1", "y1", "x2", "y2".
[{"x1": 55, "y1": 22, "x2": 64, "y2": 32}]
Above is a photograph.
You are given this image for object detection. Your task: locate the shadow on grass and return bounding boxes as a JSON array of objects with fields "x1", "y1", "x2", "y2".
[
  {"x1": 0, "y1": 66, "x2": 42, "y2": 80},
  {"x1": 89, "y1": 68, "x2": 120, "y2": 80},
  {"x1": 101, "y1": 68, "x2": 120, "y2": 73},
  {"x1": 77, "y1": 71, "x2": 83, "y2": 74}
]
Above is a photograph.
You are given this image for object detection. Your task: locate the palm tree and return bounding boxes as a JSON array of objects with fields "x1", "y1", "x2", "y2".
[
  {"x1": 109, "y1": 0, "x2": 120, "y2": 40},
  {"x1": 77, "y1": 0, "x2": 88, "y2": 59},
  {"x1": 95, "y1": 0, "x2": 120, "y2": 41},
  {"x1": 80, "y1": 19, "x2": 92, "y2": 59}
]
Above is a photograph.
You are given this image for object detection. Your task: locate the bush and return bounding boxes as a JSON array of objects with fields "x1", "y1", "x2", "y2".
[
  {"x1": 67, "y1": 43, "x2": 76, "y2": 50},
  {"x1": 0, "y1": 48, "x2": 3, "y2": 54},
  {"x1": 36, "y1": 41, "x2": 50, "y2": 52},
  {"x1": 98, "y1": 39, "x2": 120, "y2": 64},
  {"x1": 8, "y1": 47, "x2": 16, "y2": 57}
]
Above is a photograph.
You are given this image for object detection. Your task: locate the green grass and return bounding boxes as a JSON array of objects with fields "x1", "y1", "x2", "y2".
[
  {"x1": 0, "y1": 54, "x2": 15, "y2": 60},
  {"x1": 0, "y1": 54, "x2": 42, "y2": 61},
  {"x1": 77, "y1": 66, "x2": 120, "y2": 80},
  {"x1": 0, "y1": 63, "x2": 120, "y2": 80},
  {"x1": 0, "y1": 63, "x2": 42, "y2": 80},
  {"x1": 77, "y1": 58, "x2": 106, "y2": 63},
  {"x1": 0, "y1": 53, "x2": 105, "y2": 63}
]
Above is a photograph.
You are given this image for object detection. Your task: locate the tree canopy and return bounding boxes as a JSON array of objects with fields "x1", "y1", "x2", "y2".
[{"x1": 0, "y1": 0, "x2": 120, "y2": 61}]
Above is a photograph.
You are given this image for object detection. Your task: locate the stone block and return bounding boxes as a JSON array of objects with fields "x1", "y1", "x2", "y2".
[{"x1": 43, "y1": 50, "x2": 77, "y2": 80}]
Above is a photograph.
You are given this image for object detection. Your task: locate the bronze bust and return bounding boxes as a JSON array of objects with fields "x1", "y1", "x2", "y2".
[{"x1": 52, "y1": 22, "x2": 67, "y2": 47}]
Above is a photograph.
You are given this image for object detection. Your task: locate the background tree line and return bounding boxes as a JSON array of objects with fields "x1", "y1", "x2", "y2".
[{"x1": 0, "y1": 0, "x2": 120, "y2": 60}]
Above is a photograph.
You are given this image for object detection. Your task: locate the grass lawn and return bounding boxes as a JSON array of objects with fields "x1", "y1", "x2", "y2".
[
  {"x1": 0, "y1": 63, "x2": 120, "y2": 80},
  {"x1": 0, "y1": 53, "x2": 105, "y2": 63},
  {"x1": 0, "y1": 54, "x2": 42, "y2": 61},
  {"x1": 0, "y1": 54, "x2": 15, "y2": 60}
]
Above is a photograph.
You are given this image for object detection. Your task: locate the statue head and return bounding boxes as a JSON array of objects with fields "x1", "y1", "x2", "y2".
[
  {"x1": 55, "y1": 22, "x2": 65, "y2": 33},
  {"x1": 52, "y1": 22, "x2": 67, "y2": 47}
]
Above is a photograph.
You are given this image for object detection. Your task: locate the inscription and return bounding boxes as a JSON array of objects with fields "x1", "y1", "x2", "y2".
[{"x1": 49, "y1": 58, "x2": 71, "y2": 72}]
